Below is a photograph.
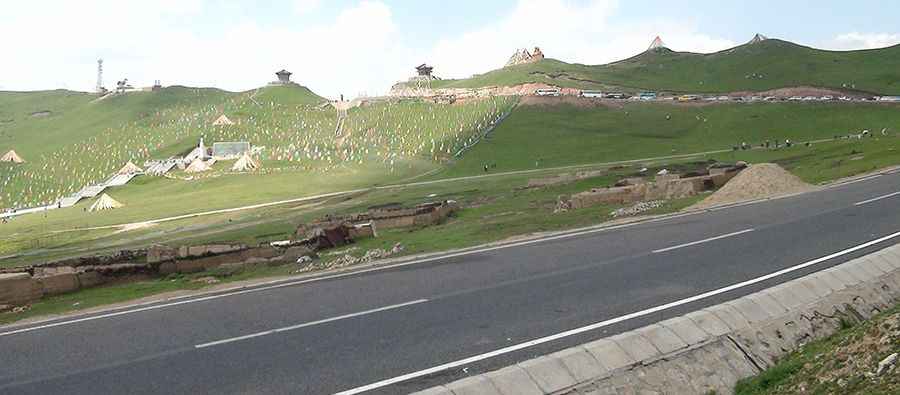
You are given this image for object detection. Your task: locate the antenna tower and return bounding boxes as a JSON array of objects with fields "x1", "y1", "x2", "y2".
[{"x1": 96, "y1": 59, "x2": 104, "y2": 93}]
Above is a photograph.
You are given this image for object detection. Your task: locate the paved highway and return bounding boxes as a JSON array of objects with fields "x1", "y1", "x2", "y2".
[{"x1": 1, "y1": 170, "x2": 900, "y2": 394}]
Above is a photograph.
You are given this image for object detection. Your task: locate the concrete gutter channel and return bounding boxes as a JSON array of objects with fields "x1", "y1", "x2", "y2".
[{"x1": 413, "y1": 243, "x2": 900, "y2": 395}]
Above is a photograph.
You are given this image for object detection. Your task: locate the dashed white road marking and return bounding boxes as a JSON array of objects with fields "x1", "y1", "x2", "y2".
[
  {"x1": 652, "y1": 229, "x2": 755, "y2": 254},
  {"x1": 194, "y1": 299, "x2": 428, "y2": 349},
  {"x1": 334, "y1": 230, "x2": 900, "y2": 395},
  {"x1": 855, "y1": 191, "x2": 900, "y2": 206}
]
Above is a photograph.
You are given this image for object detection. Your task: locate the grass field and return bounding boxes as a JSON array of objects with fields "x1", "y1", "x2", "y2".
[
  {"x1": 0, "y1": 86, "x2": 516, "y2": 209},
  {"x1": 431, "y1": 39, "x2": 900, "y2": 95},
  {"x1": 436, "y1": 100, "x2": 900, "y2": 180}
]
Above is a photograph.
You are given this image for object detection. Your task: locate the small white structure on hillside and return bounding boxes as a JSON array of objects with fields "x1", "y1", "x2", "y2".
[
  {"x1": 89, "y1": 193, "x2": 123, "y2": 212},
  {"x1": 212, "y1": 114, "x2": 235, "y2": 126},
  {"x1": 1, "y1": 150, "x2": 25, "y2": 163}
]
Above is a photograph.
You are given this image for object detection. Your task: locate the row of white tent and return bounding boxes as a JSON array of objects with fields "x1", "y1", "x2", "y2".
[{"x1": 4, "y1": 152, "x2": 261, "y2": 218}]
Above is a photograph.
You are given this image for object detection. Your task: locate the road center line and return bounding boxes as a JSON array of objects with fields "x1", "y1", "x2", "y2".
[
  {"x1": 854, "y1": 191, "x2": 900, "y2": 206},
  {"x1": 194, "y1": 299, "x2": 428, "y2": 349},
  {"x1": 335, "y1": 230, "x2": 900, "y2": 395},
  {"x1": 652, "y1": 229, "x2": 755, "y2": 254}
]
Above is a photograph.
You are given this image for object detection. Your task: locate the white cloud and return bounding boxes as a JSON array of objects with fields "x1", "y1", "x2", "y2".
[
  {"x1": 826, "y1": 32, "x2": 900, "y2": 50},
  {"x1": 293, "y1": 0, "x2": 321, "y2": 15},
  {"x1": 426, "y1": 0, "x2": 736, "y2": 80},
  {"x1": 0, "y1": 0, "x2": 737, "y2": 97},
  {"x1": 0, "y1": 0, "x2": 412, "y2": 98}
]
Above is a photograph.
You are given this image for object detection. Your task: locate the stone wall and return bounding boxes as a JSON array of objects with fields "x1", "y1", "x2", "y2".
[
  {"x1": 413, "y1": 243, "x2": 900, "y2": 395},
  {"x1": 1, "y1": 243, "x2": 289, "y2": 309},
  {"x1": 565, "y1": 168, "x2": 742, "y2": 210}
]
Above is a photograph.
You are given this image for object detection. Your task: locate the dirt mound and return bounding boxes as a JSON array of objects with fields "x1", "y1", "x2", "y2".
[
  {"x1": 731, "y1": 86, "x2": 858, "y2": 98},
  {"x1": 691, "y1": 163, "x2": 817, "y2": 209}
]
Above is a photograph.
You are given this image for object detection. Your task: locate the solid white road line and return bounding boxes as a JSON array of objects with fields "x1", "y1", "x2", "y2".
[
  {"x1": 855, "y1": 191, "x2": 900, "y2": 206},
  {"x1": 651, "y1": 229, "x2": 755, "y2": 254},
  {"x1": 334, "y1": 230, "x2": 900, "y2": 395},
  {"x1": 194, "y1": 299, "x2": 428, "y2": 349}
]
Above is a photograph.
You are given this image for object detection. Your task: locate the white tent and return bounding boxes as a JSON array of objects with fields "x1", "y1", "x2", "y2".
[
  {"x1": 231, "y1": 153, "x2": 260, "y2": 172},
  {"x1": 647, "y1": 36, "x2": 667, "y2": 51},
  {"x1": 185, "y1": 158, "x2": 212, "y2": 173},
  {"x1": 1, "y1": 150, "x2": 25, "y2": 163},
  {"x1": 117, "y1": 161, "x2": 143, "y2": 175},
  {"x1": 212, "y1": 114, "x2": 235, "y2": 126},
  {"x1": 89, "y1": 193, "x2": 123, "y2": 212}
]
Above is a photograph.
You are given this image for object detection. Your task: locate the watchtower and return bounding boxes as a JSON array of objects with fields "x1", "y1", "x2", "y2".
[
  {"x1": 275, "y1": 69, "x2": 293, "y2": 85},
  {"x1": 413, "y1": 64, "x2": 434, "y2": 92}
]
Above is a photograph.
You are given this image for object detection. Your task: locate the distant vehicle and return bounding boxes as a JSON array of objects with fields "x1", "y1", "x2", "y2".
[
  {"x1": 535, "y1": 88, "x2": 561, "y2": 97},
  {"x1": 820, "y1": 96, "x2": 834, "y2": 101},
  {"x1": 788, "y1": 96, "x2": 802, "y2": 101},
  {"x1": 763, "y1": 96, "x2": 778, "y2": 101},
  {"x1": 677, "y1": 94, "x2": 700, "y2": 102},
  {"x1": 639, "y1": 92, "x2": 657, "y2": 100},
  {"x1": 580, "y1": 90, "x2": 603, "y2": 98},
  {"x1": 605, "y1": 92, "x2": 629, "y2": 99},
  {"x1": 838, "y1": 96, "x2": 852, "y2": 101},
  {"x1": 877, "y1": 96, "x2": 900, "y2": 102},
  {"x1": 749, "y1": 96, "x2": 762, "y2": 101},
  {"x1": 802, "y1": 96, "x2": 816, "y2": 101},
  {"x1": 716, "y1": 96, "x2": 730, "y2": 101}
]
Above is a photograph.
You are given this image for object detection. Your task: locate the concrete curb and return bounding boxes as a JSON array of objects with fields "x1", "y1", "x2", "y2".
[{"x1": 412, "y1": 243, "x2": 900, "y2": 395}]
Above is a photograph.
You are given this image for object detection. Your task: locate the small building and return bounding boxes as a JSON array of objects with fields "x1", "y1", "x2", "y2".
[
  {"x1": 415, "y1": 64, "x2": 434, "y2": 78},
  {"x1": 212, "y1": 141, "x2": 251, "y2": 160},
  {"x1": 274, "y1": 69, "x2": 293, "y2": 85}
]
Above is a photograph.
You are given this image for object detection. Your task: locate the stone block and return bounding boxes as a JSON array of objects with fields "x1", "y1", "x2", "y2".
[
  {"x1": 763, "y1": 286, "x2": 804, "y2": 310},
  {"x1": 552, "y1": 346, "x2": 608, "y2": 382},
  {"x1": 747, "y1": 293, "x2": 789, "y2": 318},
  {"x1": 705, "y1": 303, "x2": 753, "y2": 331},
  {"x1": 242, "y1": 246, "x2": 281, "y2": 260},
  {"x1": 726, "y1": 298, "x2": 770, "y2": 324},
  {"x1": 636, "y1": 324, "x2": 687, "y2": 355},
  {"x1": 188, "y1": 245, "x2": 208, "y2": 257},
  {"x1": 37, "y1": 272, "x2": 80, "y2": 296},
  {"x1": 811, "y1": 271, "x2": 847, "y2": 292},
  {"x1": 583, "y1": 338, "x2": 636, "y2": 371},
  {"x1": 685, "y1": 310, "x2": 731, "y2": 337},
  {"x1": 0, "y1": 272, "x2": 41, "y2": 305},
  {"x1": 484, "y1": 366, "x2": 543, "y2": 395},
  {"x1": 797, "y1": 277, "x2": 832, "y2": 298},
  {"x1": 445, "y1": 376, "x2": 501, "y2": 395},
  {"x1": 174, "y1": 259, "x2": 205, "y2": 274},
  {"x1": 660, "y1": 316, "x2": 710, "y2": 346},
  {"x1": 147, "y1": 244, "x2": 177, "y2": 263},
  {"x1": 518, "y1": 356, "x2": 578, "y2": 393},
  {"x1": 852, "y1": 259, "x2": 883, "y2": 280},
  {"x1": 831, "y1": 265, "x2": 865, "y2": 284},
  {"x1": 158, "y1": 261, "x2": 177, "y2": 275},
  {"x1": 610, "y1": 332, "x2": 660, "y2": 363},
  {"x1": 76, "y1": 271, "x2": 106, "y2": 289},
  {"x1": 870, "y1": 255, "x2": 897, "y2": 273}
]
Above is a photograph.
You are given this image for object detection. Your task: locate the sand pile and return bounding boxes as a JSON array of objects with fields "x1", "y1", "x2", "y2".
[{"x1": 692, "y1": 163, "x2": 817, "y2": 209}]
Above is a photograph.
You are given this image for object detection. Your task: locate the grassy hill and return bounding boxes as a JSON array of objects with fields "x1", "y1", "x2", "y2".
[
  {"x1": 430, "y1": 39, "x2": 900, "y2": 95},
  {"x1": 0, "y1": 86, "x2": 516, "y2": 209},
  {"x1": 436, "y1": 99, "x2": 900, "y2": 183}
]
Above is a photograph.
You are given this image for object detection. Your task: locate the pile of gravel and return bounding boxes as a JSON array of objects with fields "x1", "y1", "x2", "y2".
[{"x1": 691, "y1": 163, "x2": 816, "y2": 209}]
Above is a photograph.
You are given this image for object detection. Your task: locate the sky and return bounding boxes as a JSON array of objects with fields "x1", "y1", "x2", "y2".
[{"x1": 1, "y1": 0, "x2": 898, "y2": 99}]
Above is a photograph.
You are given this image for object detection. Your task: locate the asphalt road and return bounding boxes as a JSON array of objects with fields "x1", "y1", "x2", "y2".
[{"x1": 2, "y1": 170, "x2": 900, "y2": 395}]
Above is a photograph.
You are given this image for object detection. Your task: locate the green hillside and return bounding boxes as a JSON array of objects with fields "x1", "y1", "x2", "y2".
[
  {"x1": 437, "y1": 100, "x2": 900, "y2": 181},
  {"x1": 0, "y1": 86, "x2": 516, "y2": 209},
  {"x1": 431, "y1": 39, "x2": 900, "y2": 95}
]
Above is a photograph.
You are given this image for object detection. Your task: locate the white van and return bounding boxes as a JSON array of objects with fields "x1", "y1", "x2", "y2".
[{"x1": 535, "y1": 88, "x2": 561, "y2": 97}]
